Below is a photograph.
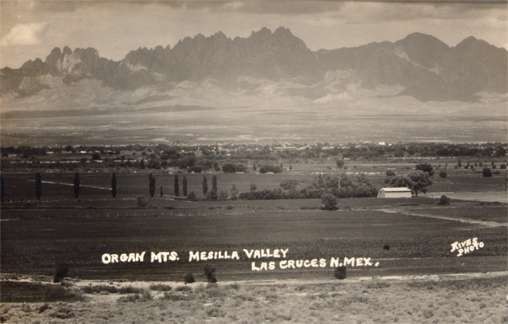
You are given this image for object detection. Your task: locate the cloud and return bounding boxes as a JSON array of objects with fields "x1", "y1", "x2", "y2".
[{"x1": 0, "y1": 22, "x2": 48, "y2": 46}]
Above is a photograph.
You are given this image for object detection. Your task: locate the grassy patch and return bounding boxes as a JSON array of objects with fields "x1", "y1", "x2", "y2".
[
  {"x1": 0, "y1": 281, "x2": 83, "y2": 303},
  {"x1": 149, "y1": 284, "x2": 172, "y2": 291}
]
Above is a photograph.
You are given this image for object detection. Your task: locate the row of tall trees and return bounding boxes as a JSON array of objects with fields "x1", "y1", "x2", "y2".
[{"x1": 22, "y1": 172, "x2": 219, "y2": 200}]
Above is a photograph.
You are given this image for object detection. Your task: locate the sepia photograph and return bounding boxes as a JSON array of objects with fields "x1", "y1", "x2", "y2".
[{"x1": 0, "y1": 0, "x2": 507, "y2": 323}]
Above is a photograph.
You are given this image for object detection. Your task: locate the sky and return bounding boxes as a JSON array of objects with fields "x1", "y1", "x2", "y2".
[{"x1": 1, "y1": 0, "x2": 507, "y2": 68}]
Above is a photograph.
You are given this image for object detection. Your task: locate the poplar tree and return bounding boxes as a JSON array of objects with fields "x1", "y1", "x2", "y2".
[
  {"x1": 149, "y1": 173, "x2": 156, "y2": 198},
  {"x1": 174, "y1": 175, "x2": 180, "y2": 196},
  {"x1": 111, "y1": 173, "x2": 117, "y2": 198},
  {"x1": 73, "y1": 172, "x2": 80, "y2": 199},
  {"x1": 35, "y1": 172, "x2": 42, "y2": 201},
  {"x1": 202, "y1": 175, "x2": 208, "y2": 196}
]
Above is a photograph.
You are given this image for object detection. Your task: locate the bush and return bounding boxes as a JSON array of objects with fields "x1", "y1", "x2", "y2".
[
  {"x1": 222, "y1": 163, "x2": 247, "y2": 173},
  {"x1": 204, "y1": 265, "x2": 217, "y2": 283},
  {"x1": 334, "y1": 266, "x2": 347, "y2": 279},
  {"x1": 385, "y1": 170, "x2": 396, "y2": 177},
  {"x1": 482, "y1": 168, "x2": 492, "y2": 177},
  {"x1": 259, "y1": 165, "x2": 282, "y2": 174},
  {"x1": 187, "y1": 191, "x2": 197, "y2": 201},
  {"x1": 320, "y1": 193, "x2": 338, "y2": 210},
  {"x1": 149, "y1": 284, "x2": 172, "y2": 292},
  {"x1": 438, "y1": 195, "x2": 450, "y2": 205},
  {"x1": 439, "y1": 171, "x2": 447, "y2": 178},
  {"x1": 184, "y1": 273, "x2": 195, "y2": 284},
  {"x1": 500, "y1": 164, "x2": 507, "y2": 170},
  {"x1": 137, "y1": 196, "x2": 150, "y2": 208},
  {"x1": 53, "y1": 264, "x2": 69, "y2": 283}
]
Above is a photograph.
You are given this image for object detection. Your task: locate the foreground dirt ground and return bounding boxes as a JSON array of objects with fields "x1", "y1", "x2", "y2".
[{"x1": 1, "y1": 273, "x2": 507, "y2": 323}]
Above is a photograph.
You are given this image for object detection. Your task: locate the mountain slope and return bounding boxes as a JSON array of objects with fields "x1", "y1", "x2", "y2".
[{"x1": 1, "y1": 27, "x2": 507, "y2": 102}]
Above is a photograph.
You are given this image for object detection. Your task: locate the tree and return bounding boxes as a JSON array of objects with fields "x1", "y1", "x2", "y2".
[
  {"x1": 439, "y1": 170, "x2": 447, "y2": 178},
  {"x1": 35, "y1": 172, "x2": 42, "y2": 200},
  {"x1": 415, "y1": 163, "x2": 434, "y2": 176},
  {"x1": 202, "y1": 175, "x2": 208, "y2": 196},
  {"x1": 1, "y1": 175, "x2": 4, "y2": 202},
  {"x1": 386, "y1": 171, "x2": 432, "y2": 197},
  {"x1": 160, "y1": 185, "x2": 164, "y2": 197},
  {"x1": 407, "y1": 171, "x2": 432, "y2": 196},
  {"x1": 111, "y1": 173, "x2": 117, "y2": 198},
  {"x1": 336, "y1": 159, "x2": 345, "y2": 169},
  {"x1": 210, "y1": 175, "x2": 218, "y2": 200},
  {"x1": 482, "y1": 168, "x2": 492, "y2": 177},
  {"x1": 149, "y1": 173, "x2": 156, "y2": 198},
  {"x1": 250, "y1": 183, "x2": 257, "y2": 192},
  {"x1": 174, "y1": 175, "x2": 180, "y2": 196},
  {"x1": 182, "y1": 176, "x2": 188, "y2": 196},
  {"x1": 321, "y1": 193, "x2": 338, "y2": 210},
  {"x1": 73, "y1": 172, "x2": 80, "y2": 199}
]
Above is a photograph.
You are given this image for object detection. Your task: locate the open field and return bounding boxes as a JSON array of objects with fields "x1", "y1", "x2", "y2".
[
  {"x1": 1, "y1": 273, "x2": 507, "y2": 323},
  {"x1": 1, "y1": 193, "x2": 507, "y2": 281},
  {"x1": 1, "y1": 163, "x2": 507, "y2": 282}
]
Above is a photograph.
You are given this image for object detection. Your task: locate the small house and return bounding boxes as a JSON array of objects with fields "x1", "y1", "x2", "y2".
[{"x1": 377, "y1": 187, "x2": 412, "y2": 198}]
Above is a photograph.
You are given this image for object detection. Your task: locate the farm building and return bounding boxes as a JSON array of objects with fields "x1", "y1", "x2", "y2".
[{"x1": 377, "y1": 187, "x2": 412, "y2": 198}]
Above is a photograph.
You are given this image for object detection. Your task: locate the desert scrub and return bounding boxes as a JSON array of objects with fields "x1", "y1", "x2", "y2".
[
  {"x1": 50, "y1": 305, "x2": 75, "y2": 319},
  {"x1": 0, "y1": 281, "x2": 83, "y2": 303},
  {"x1": 149, "y1": 284, "x2": 172, "y2": 292},
  {"x1": 82, "y1": 285, "x2": 142, "y2": 294},
  {"x1": 366, "y1": 281, "x2": 391, "y2": 289},
  {"x1": 117, "y1": 290, "x2": 152, "y2": 303},
  {"x1": 174, "y1": 285, "x2": 192, "y2": 292}
]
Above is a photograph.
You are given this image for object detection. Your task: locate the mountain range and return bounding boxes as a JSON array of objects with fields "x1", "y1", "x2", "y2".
[{"x1": 1, "y1": 26, "x2": 507, "y2": 102}]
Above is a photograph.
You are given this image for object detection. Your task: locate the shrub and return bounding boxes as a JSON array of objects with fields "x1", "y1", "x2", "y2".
[
  {"x1": 482, "y1": 168, "x2": 492, "y2": 177},
  {"x1": 439, "y1": 171, "x2": 447, "y2": 178},
  {"x1": 204, "y1": 265, "x2": 217, "y2": 283},
  {"x1": 149, "y1": 284, "x2": 172, "y2": 292},
  {"x1": 438, "y1": 195, "x2": 450, "y2": 205},
  {"x1": 500, "y1": 164, "x2": 507, "y2": 169},
  {"x1": 53, "y1": 264, "x2": 69, "y2": 283},
  {"x1": 259, "y1": 165, "x2": 282, "y2": 174},
  {"x1": 320, "y1": 193, "x2": 338, "y2": 210},
  {"x1": 184, "y1": 273, "x2": 195, "y2": 284},
  {"x1": 187, "y1": 191, "x2": 197, "y2": 201},
  {"x1": 334, "y1": 266, "x2": 347, "y2": 279},
  {"x1": 222, "y1": 163, "x2": 247, "y2": 173},
  {"x1": 137, "y1": 196, "x2": 149, "y2": 208},
  {"x1": 117, "y1": 290, "x2": 152, "y2": 303},
  {"x1": 385, "y1": 170, "x2": 396, "y2": 177}
]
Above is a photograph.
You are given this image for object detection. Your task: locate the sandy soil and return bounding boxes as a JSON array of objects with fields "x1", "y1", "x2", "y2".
[{"x1": 1, "y1": 273, "x2": 507, "y2": 324}]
